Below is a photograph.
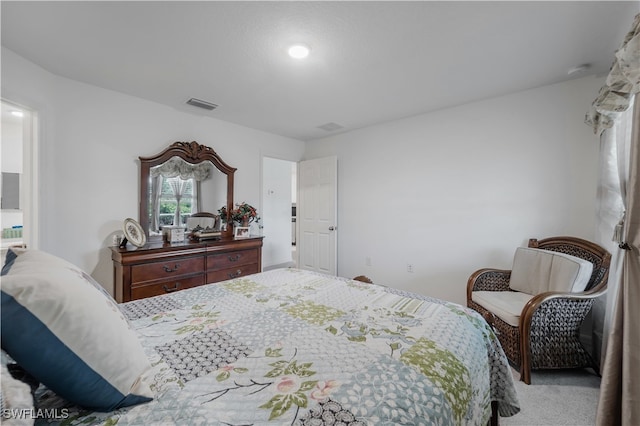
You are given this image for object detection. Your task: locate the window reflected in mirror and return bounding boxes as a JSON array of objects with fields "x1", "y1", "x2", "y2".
[
  {"x1": 147, "y1": 157, "x2": 226, "y2": 236},
  {"x1": 157, "y1": 176, "x2": 194, "y2": 229}
]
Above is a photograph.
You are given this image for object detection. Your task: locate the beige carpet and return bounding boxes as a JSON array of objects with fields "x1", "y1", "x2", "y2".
[{"x1": 501, "y1": 368, "x2": 600, "y2": 426}]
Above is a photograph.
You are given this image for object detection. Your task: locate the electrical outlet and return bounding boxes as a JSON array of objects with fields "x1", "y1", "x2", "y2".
[
  {"x1": 407, "y1": 263, "x2": 414, "y2": 273},
  {"x1": 365, "y1": 256, "x2": 372, "y2": 266}
]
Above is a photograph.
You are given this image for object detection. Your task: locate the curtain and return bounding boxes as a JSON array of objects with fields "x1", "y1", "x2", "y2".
[
  {"x1": 150, "y1": 175, "x2": 163, "y2": 233},
  {"x1": 596, "y1": 98, "x2": 640, "y2": 426},
  {"x1": 585, "y1": 13, "x2": 640, "y2": 136},
  {"x1": 195, "y1": 181, "x2": 202, "y2": 213},
  {"x1": 169, "y1": 179, "x2": 188, "y2": 226},
  {"x1": 593, "y1": 102, "x2": 632, "y2": 364},
  {"x1": 588, "y1": 13, "x2": 640, "y2": 425},
  {"x1": 150, "y1": 157, "x2": 212, "y2": 181}
]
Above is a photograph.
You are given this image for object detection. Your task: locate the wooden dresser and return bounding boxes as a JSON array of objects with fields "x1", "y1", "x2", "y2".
[{"x1": 110, "y1": 236, "x2": 263, "y2": 302}]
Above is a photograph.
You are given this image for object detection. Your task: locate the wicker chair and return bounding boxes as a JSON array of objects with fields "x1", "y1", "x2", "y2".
[{"x1": 467, "y1": 236, "x2": 611, "y2": 384}]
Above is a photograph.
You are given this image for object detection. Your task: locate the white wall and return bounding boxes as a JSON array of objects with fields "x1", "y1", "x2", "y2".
[
  {"x1": 1, "y1": 47, "x2": 305, "y2": 295},
  {"x1": 304, "y1": 75, "x2": 603, "y2": 305},
  {"x1": 2, "y1": 46, "x2": 605, "y2": 305}
]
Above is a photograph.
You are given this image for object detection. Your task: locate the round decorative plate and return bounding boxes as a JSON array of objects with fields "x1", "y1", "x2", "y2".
[{"x1": 123, "y1": 218, "x2": 146, "y2": 248}]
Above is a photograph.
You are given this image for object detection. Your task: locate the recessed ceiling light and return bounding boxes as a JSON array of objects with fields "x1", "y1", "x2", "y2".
[{"x1": 288, "y1": 44, "x2": 310, "y2": 59}]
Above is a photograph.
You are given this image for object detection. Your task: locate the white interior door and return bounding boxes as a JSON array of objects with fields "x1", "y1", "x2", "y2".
[{"x1": 297, "y1": 156, "x2": 337, "y2": 275}]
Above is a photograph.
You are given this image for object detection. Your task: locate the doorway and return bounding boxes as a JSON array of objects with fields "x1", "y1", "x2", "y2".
[
  {"x1": 1, "y1": 100, "x2": 37, "y2": 257},
  {"x1": 261, "y1": 157, "x2": 297, "y2": 270}
]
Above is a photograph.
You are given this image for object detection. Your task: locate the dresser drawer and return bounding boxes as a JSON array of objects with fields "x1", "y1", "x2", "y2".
[
  {"x1": 207, "y1": 249, "x2": 258, "y2": 271},
  {"x1": 131, "y1": 274, "x2": 205, "y2": 300},
  {"x1": 131, "y1": 256, "x2": 204, "y2": 284},
  {"x1": 206, "y1": 263, "x2": 259, "y2": 282}
]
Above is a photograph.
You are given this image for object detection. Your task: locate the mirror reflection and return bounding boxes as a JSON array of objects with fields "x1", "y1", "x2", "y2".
[
  {"x1": 147, "y1": 156, "x2": 227, "y2": 236},
  {"x1": 139, "y1": 141, "x2": 236, "y2": 240}
]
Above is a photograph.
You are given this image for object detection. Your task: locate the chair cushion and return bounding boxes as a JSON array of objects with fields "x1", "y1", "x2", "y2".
[
  {"x1": 509, "y1": 247, "x2": 593, "y2": 295},
  {"x1": 0, "y1": 249, "x2": 153, "y2": 411},
  {"x1": 472, "y1": 291, "x2": 535, "y2": 327}
]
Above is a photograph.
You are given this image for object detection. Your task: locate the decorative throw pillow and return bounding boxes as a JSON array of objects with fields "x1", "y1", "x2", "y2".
[
  {"x1": 0, "y1": 249, "x2": 153, "y2": 411},
  {"x1": 509, "y1": 247, "x2": 593, "y2": 295}
]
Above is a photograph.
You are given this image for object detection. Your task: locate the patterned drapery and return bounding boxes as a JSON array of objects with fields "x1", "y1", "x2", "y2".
[
  {"x1": 150, "y1": 156, "x2": 213, "y2": 181},
  {"x1": 585, "y1": 13, "x2": 640, "y2": 135}
]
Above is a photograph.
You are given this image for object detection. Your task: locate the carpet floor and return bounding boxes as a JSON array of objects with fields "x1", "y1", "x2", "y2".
[{"x1": 501, "y1": 368, "x2": 600, "y2": 426}]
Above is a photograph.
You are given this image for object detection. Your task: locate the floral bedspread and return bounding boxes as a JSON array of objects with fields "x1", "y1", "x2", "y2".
[{"x1": 37, "y1": 268, "x2": 519, "y2": 425}]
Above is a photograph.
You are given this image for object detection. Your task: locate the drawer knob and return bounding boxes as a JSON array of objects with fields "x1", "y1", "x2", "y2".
[
  {"x1": 163, "y1": 282, "x2": 182, "y2": 293},
  {"x1": 228, "y1": 269, "x2": 243, "y2": 279},
  {"x1": 228, "y1": 254, "x2": 241, "y2": 262},
  {"x1": 163, "y1": 263, "x2": 181, "y2": 273}
]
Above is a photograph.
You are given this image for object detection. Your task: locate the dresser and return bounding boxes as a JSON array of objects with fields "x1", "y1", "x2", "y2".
[{"x1": 110, "y1": 236, "x2": 263, "y2": 302}]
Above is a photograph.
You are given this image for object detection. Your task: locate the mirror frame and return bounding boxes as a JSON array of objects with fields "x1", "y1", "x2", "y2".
[{"x1": 139, "y1": 141, "x2": 236, "y2": 240}]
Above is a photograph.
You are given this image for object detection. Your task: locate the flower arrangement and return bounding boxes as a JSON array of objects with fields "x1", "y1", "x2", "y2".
[{"x1": 219, "y1": 202, "x2": 260, "y2": 225}]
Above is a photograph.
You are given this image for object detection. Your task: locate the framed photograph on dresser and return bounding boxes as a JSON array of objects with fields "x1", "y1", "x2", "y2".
[{"x1": 234, "y1": 226, "x2": 250, "y2": 238}]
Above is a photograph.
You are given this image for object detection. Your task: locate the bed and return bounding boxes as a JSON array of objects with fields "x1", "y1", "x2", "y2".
[{"x1": 1, "y1": 249, "x2": 519, "y2": 425}]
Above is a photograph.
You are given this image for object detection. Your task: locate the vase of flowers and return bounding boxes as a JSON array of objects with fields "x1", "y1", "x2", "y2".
[{"x1": 218, "y1": 202, "x2": 260, "y2": 227}]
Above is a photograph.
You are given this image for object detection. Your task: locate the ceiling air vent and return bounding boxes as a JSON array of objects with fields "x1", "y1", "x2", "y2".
[
  {"x1": 317, "y1": 122, "x2": 344, "y2": 132},
  {"x1": 186, "y1": 98, "x2": 218, "y2": 110}
]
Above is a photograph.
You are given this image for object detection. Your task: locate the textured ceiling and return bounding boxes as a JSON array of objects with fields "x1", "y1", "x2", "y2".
[{"x1": 1, "y1": 1, "x2": 637, "y2": 141}]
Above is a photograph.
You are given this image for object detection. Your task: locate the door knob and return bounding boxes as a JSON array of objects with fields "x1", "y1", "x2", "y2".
[{"x1": 329, "y1": 226, "x2": 336, "y2": 231}]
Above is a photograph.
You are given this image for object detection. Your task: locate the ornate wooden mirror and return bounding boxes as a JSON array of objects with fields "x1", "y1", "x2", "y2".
[{"x1": 139, "y1": 141, "x2": 235, "y2": 240}]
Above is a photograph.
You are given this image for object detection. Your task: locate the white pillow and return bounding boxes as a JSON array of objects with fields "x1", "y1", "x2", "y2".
[
  {"x1": 509, "y1": 247, "x2": 593, "y2": 295},
  {"x1": 0, "y1": 249, "x2": 153, "y2": 411}
]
